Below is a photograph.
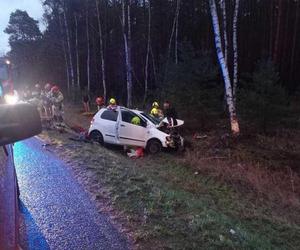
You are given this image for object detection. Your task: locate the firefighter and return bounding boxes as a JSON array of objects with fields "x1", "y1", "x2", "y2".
[
  {"x1": 82, "y1": 89, "x2": 90, "y2": 113},
  {"x1": 127, "y1": 116, "x2": 144, "y2": 158},
  {"x1": 29, "y1": 84, "x2": 43, "y2": 116},
  {"x1": 50, "y1": 85, "x2": 64, "y2": 125},
  {"x1": 107, "y1": 98, "x2": 117, "y2": 110},
  {"x1": 131, "y1": 116, "x2": 141, "y2": 126},
  {"x1": 150, "y1": 101, "x2": 163, "y2": 119},
  {"x1": 163, "y1": 101, "x2": 178, "y2": 126},
  {"x1": 42, "y1": 83, "x2": 53, "y2": 118},
  {"x1": 96, "y1": 96, "x2": 105, "y2": 111}
]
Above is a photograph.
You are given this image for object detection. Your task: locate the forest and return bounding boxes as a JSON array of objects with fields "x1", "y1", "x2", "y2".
[
  {"x1": 4, "y1": 0, "x2": 300, "y2": 136},
  {"x1": 3, "y1": 1, "x2": 300, "y2": 248}
]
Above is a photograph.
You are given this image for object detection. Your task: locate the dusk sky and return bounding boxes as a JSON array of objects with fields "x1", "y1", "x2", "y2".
[{"x1": 0, "y1": 0, "x2": 44, "y2": 54}]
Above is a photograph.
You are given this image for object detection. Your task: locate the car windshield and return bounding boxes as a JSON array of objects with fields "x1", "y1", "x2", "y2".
[{"x1": 141, "y1": 113, "x2": 160, "y2": 125}]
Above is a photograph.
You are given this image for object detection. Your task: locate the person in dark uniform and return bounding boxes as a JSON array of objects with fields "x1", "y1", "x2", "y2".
[
  {"x1": 163, "y1": 101, "x2": 178, "y2": 126},
  {"x1": 82, "y1": 90, "x2": 90, "y2": 113}
]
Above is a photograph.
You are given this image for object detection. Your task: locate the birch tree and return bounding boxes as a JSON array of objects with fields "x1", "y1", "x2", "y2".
[
  {"x1": 167, "y1": 0, "x2": 181, "y2": 64},
  {"x1": 289, "y1": 0, "x2": 300, "y2": 82},
  {"x1": 58, "y1": 12, "x2": 70, "y2": 94},
  {"x1": 273, "y1": 0, "x2": 283, "y2": 63},
  {"x1": 86, "y1": 1, "x2": 91, "y2": 92},
  {"x1": 96, "y1": 0, "x2": 107, "y2": 101},
  {"x1": 232, "y1": 0, "x2": 240, "y2": 103},
  {"x1": 62, "y1": 4, "x2": 75, "y2": 93},
  {"x1": 219, "y1": 0, "x2": 228, "y2": 65},
  {"x1": 143, "y1": 0, "x2": 151, "y2": 103},
  {"x1": 174, "y1": 0, "x2": 180, "y2": 65},
  {"x1": 121, "y1": 0, "x2": 133, "y2": 107},
  {"x1": 74, "y1": 14, "x2": 80, "y2": 90},
  {"x1": 209, "y1": 0, "x2": 240, "y2": 135}
]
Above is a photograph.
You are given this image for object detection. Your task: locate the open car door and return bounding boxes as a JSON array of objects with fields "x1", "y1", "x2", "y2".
[{"x1": 118, "y1": 109, "x2": 147, "y2": 147}]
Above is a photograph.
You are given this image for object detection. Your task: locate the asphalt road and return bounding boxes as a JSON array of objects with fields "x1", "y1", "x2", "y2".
[{"x1": 14, "y1": 138, "x2": 129, "y2": 250}]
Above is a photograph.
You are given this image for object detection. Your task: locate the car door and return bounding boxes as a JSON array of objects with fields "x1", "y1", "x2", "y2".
[
  {"x1": 99, "y1": 109, "x2": 119, "y2": 144},
  {"x1": 118, "y1": 110, "x2": 147, "y2": 147},
  {"x1": 0, "y1": 145, "x2": 19, "y2": 249}
]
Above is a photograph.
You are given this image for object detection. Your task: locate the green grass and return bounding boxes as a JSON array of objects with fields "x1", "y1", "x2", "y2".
[{"x1": 40, "y1": 131, "x2": 300, "y2": 249}]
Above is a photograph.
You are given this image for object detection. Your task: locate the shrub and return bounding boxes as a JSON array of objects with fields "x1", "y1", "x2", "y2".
[
  {"x1": 238, "y1": 59, "x2": 289, "y2": 132},
  {"x1": 163, "y1": 44, "x2": 222, "y2": 130}
]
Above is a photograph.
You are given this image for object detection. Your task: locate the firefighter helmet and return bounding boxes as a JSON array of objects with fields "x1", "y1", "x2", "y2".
[
  {"x1": 131, "y1": 116, "x2": 141, "y2": 125},
  {"x1": 152, "y1": 101, "x2": 159, "y2": 108},
  {"x1": 51, "y1": 85, "x2": 59, "y2": 93},
  {"x1": 109, "y1": 98, "x2": 116, "y2": 105}
]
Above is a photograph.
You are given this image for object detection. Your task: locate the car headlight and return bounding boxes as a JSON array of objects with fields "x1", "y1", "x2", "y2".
[{"x1": 4, "y1": 94, "x2": 19, "y2": 104}]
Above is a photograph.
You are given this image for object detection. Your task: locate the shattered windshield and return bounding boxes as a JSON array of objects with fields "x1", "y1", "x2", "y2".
[{"x1": 141, "y1": 113, "x2": 160, "y2": 125}]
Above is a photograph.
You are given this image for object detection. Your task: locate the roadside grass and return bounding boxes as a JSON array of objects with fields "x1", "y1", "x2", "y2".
[{"x1": 39, "y1": 130, "x2": 300, "y2": 250}]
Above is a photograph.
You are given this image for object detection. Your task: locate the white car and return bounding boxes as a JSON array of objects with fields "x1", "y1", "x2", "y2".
[{"x1": 88, "y1": 106, "x2": 184, "y2": 154}]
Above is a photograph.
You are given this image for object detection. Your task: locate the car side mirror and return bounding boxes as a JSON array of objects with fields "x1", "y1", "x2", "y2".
[{"x1": 0, "y1": 103, "x2": 42, "y2": 146}]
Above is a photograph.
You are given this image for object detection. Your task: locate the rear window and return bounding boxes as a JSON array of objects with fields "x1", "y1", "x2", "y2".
[{"x1": 101, "y1": 110, "x2": 118, "y2": 122}]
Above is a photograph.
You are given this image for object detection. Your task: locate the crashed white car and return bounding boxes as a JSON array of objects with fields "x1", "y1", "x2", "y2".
[{"x1": 88, "y1": 106, "x2": 184, "y2": 154}]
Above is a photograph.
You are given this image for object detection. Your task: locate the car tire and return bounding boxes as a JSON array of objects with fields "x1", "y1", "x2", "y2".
[
  {"x1": 146, "y1": 139, "x2": 162, "y2": 154},
  {"x1": 90, "y1": 130, "x2": 104, "y2": 145}
]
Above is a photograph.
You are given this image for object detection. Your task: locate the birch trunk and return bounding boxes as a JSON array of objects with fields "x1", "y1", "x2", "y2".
[
  {"x1": 96, "y1": 0, "x2": 107, "y2": 101},
  {"x1": 143, "y1": 0, "x2": 151, "y2": 104},
  {"x1": 274, "y1": 0, "x2": 283, "y2": 64},
  {"x1": 175, "y1": 0, "x2": 180, "y2": 65},
  {"x1": 209, "y1": 0, "x2": 240, "y2": 135},
  {"x1": 289, "y1": 0, "x2": 300, "y2": 82},
  {"x1": 59, "y1": 13, "x2": 70, "y2": 94},
  {"x1": 167, "y1": 0, "x2": 181, "y2": 63},
  {"x1": 232, "y1": 0, "x2": 240, "y2": 104},
  {"x1": 63, "y1": 6, "x2": 75, "y2": 92},
  {"x1": 122, "y1": 0, "x2": 133, "y2": 107},
  {"x1": 74, "y1": 14, "x2": 80, "y2": 90},
  {"x1": 219, "y1": 0, "x2": 228, "y2": 65},
  {"x1": 86, "y1": 4, "x2": 91, "y2": 93},
  {"x1": 269, "y1": 1, "x2": 274, "y2": 58},
  {"x1": 150, "y1": 44, "x2": 157, "y2": 85},
  {"x1": 127, "y1": 0, "x2": 133, "y2": 107}
]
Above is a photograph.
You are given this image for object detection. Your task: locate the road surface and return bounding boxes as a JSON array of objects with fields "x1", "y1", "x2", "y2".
[{"x1": 14, "y1": 138, "x2": 129, "y2": 250}]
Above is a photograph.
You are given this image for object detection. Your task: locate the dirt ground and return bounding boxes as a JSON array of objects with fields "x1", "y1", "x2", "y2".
[{"x1": 38, "y1": 104, "x2": 300, "y2": 249}]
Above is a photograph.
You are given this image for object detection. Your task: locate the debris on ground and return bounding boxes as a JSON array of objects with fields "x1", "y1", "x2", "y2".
[
  {"x1": 127, "y1": 147, "x2": 144, "y2": 159},
  {"x1": 193, "y1": 133, "x2": 208, "y2": 140},
  {"x1": 67, "y1": 124, "x2": 91, "y2": 143}
]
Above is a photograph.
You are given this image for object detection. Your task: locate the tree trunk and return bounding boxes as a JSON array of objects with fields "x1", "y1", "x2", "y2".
[
  {"x1": 289, "y1": 0, "x2": 300, "y2": 83},
  {"x1": 122, "y1": 0, "x2": 133, "y2": 107},
  {"x1": 59, "y1": 13, "x2": 70, "y2": 94},
  {"x1": 167, "y1": 0, "x2": 181, "y2": 64},
  {"x1": 86, "y1": 3, "x2": 91, "y2": 93},
  {"x1": 63, "y1": 6, "x2": 75, "y2": 93},
  {"x1": 150, "y1": 44, "x2": 157, "y2": 85},
  {"x1": 143, "y1": 0, "x2": 151, "y2": 104},
  {"x1": 232, "y1": 0, "x2": 240, "y2": 104},
  {"x1": 209, "y1": 0, "x2": 240, "y2": 135},
  {"x1": 127, "y1": 0, "x2": 133, "y2": 107},
  {"x1": 274, "y1": 0, "x2": 283, "y2": 64},
  {"x1": 219, "y1": 0, "x2": 228, "y2": 65},
  {"x1": 96, "y1": 0, "x2": 107, "y2": 101},
  {"x1": 175, "y1": 0, "x2": 180, "y2": 65},
  {"x1": 74, "y1": 14, "x2": 80, "y2": 90},
  {"x1": 269, "y1": 1, "x2": 274, "y2": 58},
  {"x1": 164, "y1": 0, "x2": 181, "y2": 83}
]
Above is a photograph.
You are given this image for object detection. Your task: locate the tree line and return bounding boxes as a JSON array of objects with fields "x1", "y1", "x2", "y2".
[{"x1": 4, "y1": 0, "x2": 300, "y2": 134}]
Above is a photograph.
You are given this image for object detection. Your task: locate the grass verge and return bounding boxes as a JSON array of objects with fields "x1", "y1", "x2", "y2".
[{"x1": 39, "y1": 129, "x2": 300, "y2": 250}]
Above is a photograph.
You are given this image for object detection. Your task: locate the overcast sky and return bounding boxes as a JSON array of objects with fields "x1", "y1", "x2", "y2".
[{"x1": 0, "y1": 0, "x2": 44, "y2": 54}]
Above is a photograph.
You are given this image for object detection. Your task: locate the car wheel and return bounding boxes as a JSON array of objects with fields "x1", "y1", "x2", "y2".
[
  {"x1": 90, "y1": 130, "x2": 104, "y2": 145},
  {"x1": 146, "y1": 139, "x2": 162, "y2": 154}
]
